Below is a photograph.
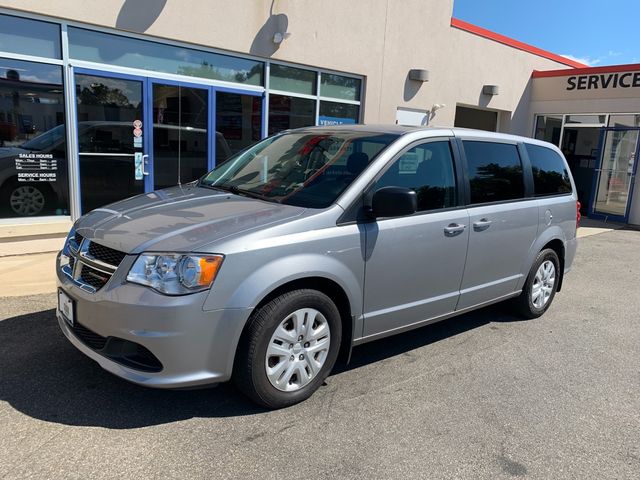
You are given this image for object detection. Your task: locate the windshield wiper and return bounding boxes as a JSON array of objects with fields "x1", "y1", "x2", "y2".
[{"x1": 203, "y1": 183, "x2": 274, "y2": 202}]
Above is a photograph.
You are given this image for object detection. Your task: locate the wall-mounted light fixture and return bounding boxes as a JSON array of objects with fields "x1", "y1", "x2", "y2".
[
  {"x1": 273, "y1": 31, "x2": 291, "y2": 44},
  {"x1": 428, "y1": 103, "x2": 446, "y2": 124},
  {"x1": 483, "y1": 85, "x2": 499, "y2": 95},
  {"x1": 409, "y1": 69, "x2": 430, "y2": 82}
]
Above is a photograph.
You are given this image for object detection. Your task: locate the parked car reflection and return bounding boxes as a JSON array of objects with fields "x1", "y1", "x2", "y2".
[{"x1": 0, "y1": 122, "x2": 232, "y2": 216}]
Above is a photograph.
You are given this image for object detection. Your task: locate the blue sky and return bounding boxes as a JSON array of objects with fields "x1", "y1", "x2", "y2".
[{"x1": 452, "y1": 0, "x2": 640, "y2": 66}]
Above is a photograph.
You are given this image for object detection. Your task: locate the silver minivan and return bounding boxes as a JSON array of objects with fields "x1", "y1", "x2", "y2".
[{"x1": 56, "y1": 126, "x2": 579, "y2": 408}]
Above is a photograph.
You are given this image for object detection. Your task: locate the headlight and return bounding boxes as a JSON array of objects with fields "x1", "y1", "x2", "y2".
[{"x1": 126, "y1": 253, "x2": 224, "y2": 295}]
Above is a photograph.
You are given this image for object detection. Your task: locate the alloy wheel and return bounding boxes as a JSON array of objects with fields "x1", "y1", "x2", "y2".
[
  {"x1": 265, "y1": 308, "x2": 331, "y2": 392},
  {"x1": 531, "y1": 260, "x2": 556, "y2": 309}
]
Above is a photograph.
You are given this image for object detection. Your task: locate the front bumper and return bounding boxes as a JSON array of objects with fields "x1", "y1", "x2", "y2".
[{"x1": 56, "y1": 252, "x2": 251, "y2": 389}]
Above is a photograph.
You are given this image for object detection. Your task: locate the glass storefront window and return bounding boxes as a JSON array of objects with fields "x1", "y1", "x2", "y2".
[
  {"x1": 318, "y1": 101, "x2": 359, "y2": 125},
  {"x1": 269, "y1": 64, "x2": 316, "y2": 95},
  {"x1": 565, "y1": 114, "x2": 606, "y2": 125},
  {"x1": 0, "y1": 59, "x2": 68, "y2": 217},
  {"x1": 69, "y1": 27, "x2": 264, "y2": 86},
  {"x1": 534, "y1": 115, "x2": 563, "y2": 145},
  {"x1": 0, "y1": 14, "x2": 61, "y2": 59},
  {"x1": 268, "y1": 94, "x2": 315, "y2": 135},
  {"x1": 215, "y1": 92, "x2": 262, "y2": 164},
  {"x1": 320, "y1": 73, "x2": 361, "y2": 101},
  {"x1": 608, "y1": 114, "x2": 640, "y2": 128}
]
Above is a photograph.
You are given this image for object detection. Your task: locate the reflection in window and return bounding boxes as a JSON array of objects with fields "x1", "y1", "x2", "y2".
[
  {"x1": 318, "y1": 101, "x2": 359, "y2": 125},
  {"x1": 375, "y1": 142, "x2": 457, "y2": 211},
  {"x1": 153, "y1": 84, "x2": 208, "y2": 189},
  {"x1": 0, "y1": 59, "x2": 67, "y2": 217},
  {"x1": 464, "y1": 141, "x2": 525, "y2": 204},
  {"x1": 608, "y1": 114, "x2": 640, "y2": 128},
  {"x1": 270, "y1": 64, "x2": 316, "y2": 95},
  {"x1": 268, "y1": 94, "x2": 315, "y2": 135},
  {"x1": 69, "y1": 27, "x2": 264, "y2": 86},
  {"x1": 75, "y1": 74, "x2": 145, "y2": 213},
  {"x1": 215, "y1": 92, "x2": 262, "y2": 164},
  {"x1": 534, "y1": 115, "x2": 562, "y2": 146},
  {"x1": 525, "y1": 144, "x2": 572, "y2": 196},
  {"x1": 203, "y1": 132, "x2": 398, "y2": 208},
  {"x1": 320, "y1": 73, "x2": 361, "y2": 101},
  {"x1": 565, "y1": 114, "x2": 606, "y2": 125},
  {"x1": 0, "y1": 14, "x2": 61, "y2": 59}
]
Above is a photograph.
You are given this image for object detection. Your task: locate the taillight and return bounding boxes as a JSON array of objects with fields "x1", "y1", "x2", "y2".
[{"x1": 576, "y1": 201, "x2": 581, "y2": 229}]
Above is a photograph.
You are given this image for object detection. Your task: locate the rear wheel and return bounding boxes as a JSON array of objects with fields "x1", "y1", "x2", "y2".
[
  {"x1": 514, "y1": 248, "x2": 560, "y2": 319},
  {"x1": 234, "y1": 289, "x2": 341, "y2": 409}
]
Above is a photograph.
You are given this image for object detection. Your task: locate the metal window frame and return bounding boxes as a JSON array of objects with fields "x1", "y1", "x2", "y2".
[{"x1": 0, "y1": 6, "x2": 365, "y2": 222}]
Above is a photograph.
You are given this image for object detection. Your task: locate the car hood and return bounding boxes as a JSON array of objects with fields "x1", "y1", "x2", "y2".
[
  {"x1": 75, "y1": 184, "x2": 306, "y2": 253},
  {"x1": 0, "y1": 147, "x2": 28, "y2": 162}
]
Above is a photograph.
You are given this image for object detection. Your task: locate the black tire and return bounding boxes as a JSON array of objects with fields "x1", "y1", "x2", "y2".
[
  {"x1": 0, "y1": 178, "x2": 53, "y2": 217},
  {"x1": 233, "y1": 289, "x2": 342, "y2": 409},
  {"x1": 514, "y1": 248, "x2": 561, "y2": 319}
]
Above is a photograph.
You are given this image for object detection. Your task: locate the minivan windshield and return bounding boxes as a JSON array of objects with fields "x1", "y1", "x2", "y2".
[{"x1": 200, "y1": 130, "x2": 398, "y2": 208}]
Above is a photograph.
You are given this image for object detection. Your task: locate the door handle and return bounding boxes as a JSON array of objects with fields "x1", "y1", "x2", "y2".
[
  {"x1": 141, "y1": 154, "x2": 150, "y2": 176},
  {"x1": 473, "y1": 218, "x2": 492, "y2": 231},
  {"x1": 444, "y1": 223, "x2": 466, "y2": 237}
]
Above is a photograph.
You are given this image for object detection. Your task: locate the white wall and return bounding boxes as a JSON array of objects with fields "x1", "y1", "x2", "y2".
[{"x1": 0, "y1": 0, "x2": 574, "y2": 134}]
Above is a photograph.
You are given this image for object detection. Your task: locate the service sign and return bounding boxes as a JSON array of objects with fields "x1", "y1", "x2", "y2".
[
  {"x1": 567, "y1": 72, "x2": 640, "y2": 91},
  {"x1": 532, "y1": 69, "x2": 640, "y2": 102}
]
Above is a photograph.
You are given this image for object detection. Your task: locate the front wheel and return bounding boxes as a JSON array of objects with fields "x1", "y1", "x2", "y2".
[
  {"x1": 233, "y1": 289, "x2": 342, "y2": 409},
  {"x1": 514, "y1": 248, "x2": 560, "y2": 319}
]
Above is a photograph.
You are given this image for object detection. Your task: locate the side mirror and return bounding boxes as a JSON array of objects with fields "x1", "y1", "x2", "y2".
[{"x1": 370, "y1": 186, "x2": 417, "y2": 218}]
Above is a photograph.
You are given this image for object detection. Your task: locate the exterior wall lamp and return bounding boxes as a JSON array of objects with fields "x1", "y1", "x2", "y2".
[
  {"x1": 483, "y1": 85, "x2": 500, "y2": 95},
  {"x1": 409, "y1": 69, "x2": 430, "y2": 82}
]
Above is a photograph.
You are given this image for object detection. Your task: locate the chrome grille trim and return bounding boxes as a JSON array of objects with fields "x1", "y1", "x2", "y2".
[{"x1": 61, "y1": 235, "x2": 126, "y2": 293}]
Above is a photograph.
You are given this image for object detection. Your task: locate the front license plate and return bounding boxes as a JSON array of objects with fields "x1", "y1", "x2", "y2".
[{"x1": 58, "y1": 289, "x2": 74, "y2": 326}]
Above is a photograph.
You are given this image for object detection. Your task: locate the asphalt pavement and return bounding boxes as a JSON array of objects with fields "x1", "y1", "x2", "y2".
[{"x1": 1, "y1": 228, "x2": 638, "y2": 479}]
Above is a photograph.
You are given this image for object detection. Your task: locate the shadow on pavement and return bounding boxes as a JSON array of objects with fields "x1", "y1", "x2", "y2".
[{"x1": 0, "y1": 302, "x2": 522, "y2": 429}]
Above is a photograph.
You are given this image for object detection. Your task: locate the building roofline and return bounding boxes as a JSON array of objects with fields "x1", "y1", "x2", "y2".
[
  {"x1": 532, "y1": 63, "x2": 640, "y2": 78},
  {"x1": 450, "y1": 18, "x2": 587, "y2": 69}
]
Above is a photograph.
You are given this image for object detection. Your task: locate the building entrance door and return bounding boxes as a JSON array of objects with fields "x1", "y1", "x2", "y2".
[
  {"x1": 74, "y1": 69, "x2": 264, "y2": 214},
  {"x1": 591, "y1": 128, "x2": 640, "y2": 221},
  {"x1": 150, "y1": 81, "x2": 209, "y2": 190},
  {"x1": 561, "y1": 127, "x2": 601, "y2": 214},
  {"x1": 74, "y1": 71, "x2": 147, "y2": 214}
]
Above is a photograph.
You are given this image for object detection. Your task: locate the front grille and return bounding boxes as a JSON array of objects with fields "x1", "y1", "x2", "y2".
[
  {"x1": 88, "y1": 241, "x2": 127, "y2": 267},
  {"x1": 62, "y1": 235, "x2": 127, "y2": 293},
  {"x1": 68, "y1": 321, "x2": 163, "y2": 373},
  {"x1": 79, "y1": 264, "x2": 111, "y2": 290},
  {"x1": 69, "y1": 321, "x2": 108, "y2": 350}
]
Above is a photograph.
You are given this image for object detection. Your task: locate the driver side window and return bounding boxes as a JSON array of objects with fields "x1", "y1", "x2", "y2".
[{"x1": 374, "y1": 141, "x2": 457, "y2": 211}]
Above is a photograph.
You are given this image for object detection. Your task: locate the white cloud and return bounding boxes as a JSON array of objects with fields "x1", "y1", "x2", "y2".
[
  {"x1": 608, "y1": 50, "x2": 623, "y2": 57},
  {"x1": 560, "y1": 54, "x2": 602, "y2": 66}
]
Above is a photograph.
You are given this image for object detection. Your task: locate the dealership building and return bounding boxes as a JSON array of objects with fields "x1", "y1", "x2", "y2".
[{"x1": 1, "y1": 0, "x2": 640, "y2": 233}]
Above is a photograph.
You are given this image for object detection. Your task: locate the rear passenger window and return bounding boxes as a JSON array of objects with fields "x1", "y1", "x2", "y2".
[
  {"x1": 525, "y1": 144, "x2": 572, "y2": 196},
  {"x1": 463, "y1": 141, "x2": 524, "y2": 204},
  {"x1": 375, "y1": 141, "x2": 457, "y2": 211}
]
